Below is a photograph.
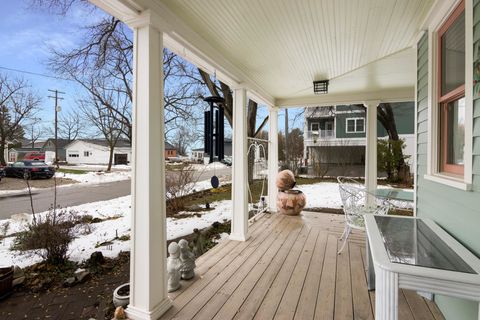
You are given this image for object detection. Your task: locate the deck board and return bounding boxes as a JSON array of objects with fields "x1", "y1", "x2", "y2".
[{"x1": 160, "y1": 212, "x2": 445, "y2": 320}]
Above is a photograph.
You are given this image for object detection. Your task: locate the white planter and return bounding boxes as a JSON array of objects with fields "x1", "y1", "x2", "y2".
[{"x1": 113, "y1": 283, "x2": 130, "y2": 307}]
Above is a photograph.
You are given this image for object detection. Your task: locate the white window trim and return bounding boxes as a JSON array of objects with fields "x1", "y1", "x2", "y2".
[
  {"x1": 425, "y1": 0, "x2": 473, "y2": 191},
  {"x1": 310, "y1": 122, "x2": 320, "y2": 131},
  {"x1": 345, "y1": 117, "x2": 365, "y2": 133}
]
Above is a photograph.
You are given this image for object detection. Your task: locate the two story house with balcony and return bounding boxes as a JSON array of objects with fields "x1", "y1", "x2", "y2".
[{"x1": 303, "y1": 102, "x2": 415, "y2": 170}]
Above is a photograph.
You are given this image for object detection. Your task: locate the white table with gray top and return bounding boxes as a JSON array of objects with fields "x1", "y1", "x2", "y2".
[{"x1": 365, "y1": 214, "x2": 480, "y2": 320}]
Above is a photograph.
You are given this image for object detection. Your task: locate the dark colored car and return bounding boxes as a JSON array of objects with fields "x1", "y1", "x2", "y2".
[
  {"x1": 0, "y1": 167, "x2": 5, "y2": 182},
  {"x1": 5, "y1": 161, "x2": 55, "y2": 179}
]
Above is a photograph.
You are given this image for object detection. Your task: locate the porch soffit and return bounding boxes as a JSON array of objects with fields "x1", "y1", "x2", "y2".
[{"x1": 91, "y1": 0, "x2": 434, "y2": 106}]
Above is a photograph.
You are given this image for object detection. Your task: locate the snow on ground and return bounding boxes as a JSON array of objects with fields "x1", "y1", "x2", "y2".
[
  {"x1": 0, "y1": 194, "x2": 233, "y2": 268},
  {"x1": 55, "y1": 170, "x2": 131, "y2": 184},
  {"x1": 189, "y1": 162, "x2": 229, "y2": 172},
  {"x1": 64, "y1": 164, "x2": 131, "y2": 171},
  {"x1": 297, "y1": 182, "x2": 343, "y2": 209}
]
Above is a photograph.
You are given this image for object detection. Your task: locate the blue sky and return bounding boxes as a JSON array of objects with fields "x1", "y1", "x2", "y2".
[
  {"x1": 0, "y1": 1, "x2": 104, "y2": 132},
  {"x1": 0, "y1": 1, "x2": 302, "y2": 139}
]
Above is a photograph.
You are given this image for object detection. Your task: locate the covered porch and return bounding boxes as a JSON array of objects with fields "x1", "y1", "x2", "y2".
[
  {"x1": 87, "y1": 0, "x2": 439, "y2": 319},
  {"x1": 160, "y1": 211, "x2": 444, "y2": 320}
]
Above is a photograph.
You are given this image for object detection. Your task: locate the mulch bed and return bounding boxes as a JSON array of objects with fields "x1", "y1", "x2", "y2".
[{"x1": 0, "y1": 253, "x2": 129, "y2": 320}]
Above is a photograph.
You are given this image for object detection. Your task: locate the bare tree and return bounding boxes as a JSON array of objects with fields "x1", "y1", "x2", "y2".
[
  {"x1": 172, "y1": 125, "x2": 200, "y2": 156},
  {"x1": 58, "y1": 110, "x2": 84, "y2": 141},
  {"x1": 0, "y1": 74, "x2": 41, "y2": 165},
  {"x1": 40, "y1": 5, "x2": 203, "y2": 142},
  {"x1": 25, "y1": 118, "x2": 47, "y2": 148},
  {"x1": 46, "y1": 110, "x2": 85, "y2": 142},
  {"x1": 78, "y1": 75, "x2": 127, "y2": 172}
]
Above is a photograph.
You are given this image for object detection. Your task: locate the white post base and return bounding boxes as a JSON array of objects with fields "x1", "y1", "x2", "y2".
[
  {"x1": 126, "y1": 299, "x2": 172, "y2": 320},
  {"x1": 229, "y1": 232, "x2": 250, "y2": 242}
]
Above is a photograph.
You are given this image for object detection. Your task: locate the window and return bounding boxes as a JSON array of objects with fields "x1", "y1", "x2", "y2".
[
  {"x1": 68, "y1": 153, "x2": 79, "y2": 158},
  {"x1": 346, "y1": 118, "x2": 365, "y2": 133},
  {"x1": 84, "y1": 151, "x2": 90, "y2": 157},
  {"x1": 310, "y1": 122, "x2": 319, "y2": 132},
  {"x1": 438, "y1": 0, "x2": 465, "y2": 176}
]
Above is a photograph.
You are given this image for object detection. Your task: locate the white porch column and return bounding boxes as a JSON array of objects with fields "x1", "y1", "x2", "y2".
[
  {"x1": 127, "y1": 12, "x2": 171, "y2": 320},
  {"x1": 268, "y1": 107, "x2": 279, "y2": 212},
  {"x1": 365, "y1": 101, "x2": 379, "y2": 205},
  {"x1": 230, "y1": 87, "x2": 249, "y2": 241}
]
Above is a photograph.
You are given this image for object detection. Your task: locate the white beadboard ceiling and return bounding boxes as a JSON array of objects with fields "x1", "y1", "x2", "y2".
[{"x1": 159, "y1": 0, "x2": 433, "y2": 101}]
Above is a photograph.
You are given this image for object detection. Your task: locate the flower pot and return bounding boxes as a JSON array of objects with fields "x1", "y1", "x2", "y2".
[
  {"x1": 113, "y1": 283, "x2": 130, "y2": 308},
  {"x1": 277, "y1": 190, "x2": 306, "y2": 216}
]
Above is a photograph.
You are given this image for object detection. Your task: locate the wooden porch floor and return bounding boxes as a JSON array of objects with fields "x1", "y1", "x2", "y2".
[{"x1": 160, "y1": 212, "x2": 445, "y2": 320}]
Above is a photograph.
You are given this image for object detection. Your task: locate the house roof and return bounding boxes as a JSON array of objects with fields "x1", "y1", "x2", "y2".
[
  {"x1": 165, "y1": 142, "x2": 176, "y2": 150},
  {"x1": 9, "y1": 147, "x2": 43, "y2": 152},
  {"x1": 21, "y1": 140, "x2": 46, "y2": 148},
  {"x1": 43, "y1": 138, "x2": 72, "y2": 149},
  {"x1": 65, "y1": 139, "x2": 132, "y2": 149}
]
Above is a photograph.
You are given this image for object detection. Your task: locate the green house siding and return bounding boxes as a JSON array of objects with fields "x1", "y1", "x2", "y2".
[
  {"x1": 415, "y1": 11, "x2": 480, "y2": 319},
  {"x1": 335, "y1": 112, "x2": 366, "y2": 138},
  {"x1": 334, "y1": 104, "x2": 414, "y2": 139},
  {"x1": 377, "y1": 102, "x2": 415, "y2": 137}
]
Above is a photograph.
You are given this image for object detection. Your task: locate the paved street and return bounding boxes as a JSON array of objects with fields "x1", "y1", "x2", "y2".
[
  {"x1": 0, "y1": 167, "x2": 231, "y2": 219},
  {"x1": 0, "y1": 180, "x2": 131, "y2": 219}
]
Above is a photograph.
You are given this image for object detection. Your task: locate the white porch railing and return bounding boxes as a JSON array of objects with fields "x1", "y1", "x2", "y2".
[{"x1": 305, "y1": 130, "x2": 335, "y2": 140}]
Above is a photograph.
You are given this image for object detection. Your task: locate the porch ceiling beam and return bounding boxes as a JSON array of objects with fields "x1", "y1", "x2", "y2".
[{"x1": 276, "y1": 87, "x2": 415, "y2": 108}]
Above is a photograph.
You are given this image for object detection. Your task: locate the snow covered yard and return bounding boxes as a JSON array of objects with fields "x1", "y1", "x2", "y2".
[{"x1": 0, "y1": 195, "x2": 232, "y2": 268}]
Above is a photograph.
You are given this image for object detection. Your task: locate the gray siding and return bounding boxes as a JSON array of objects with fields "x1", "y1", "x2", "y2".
[{"x1": 415, "y1": 8, "x2": 480, "y2": 318}]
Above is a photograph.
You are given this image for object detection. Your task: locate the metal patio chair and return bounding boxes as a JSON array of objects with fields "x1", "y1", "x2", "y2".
[{"x1": 337, "y1": 177, "x2": 391, "y2": 254}]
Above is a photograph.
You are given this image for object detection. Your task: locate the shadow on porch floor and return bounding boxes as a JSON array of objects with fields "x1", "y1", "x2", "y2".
[{"x1": 160, "y1": 211, "x2": 445, "y2": 320}]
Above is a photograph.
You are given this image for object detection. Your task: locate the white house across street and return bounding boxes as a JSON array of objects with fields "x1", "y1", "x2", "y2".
[{"x1": 64, "y1": 139, "x2": 131, "y2": 165}]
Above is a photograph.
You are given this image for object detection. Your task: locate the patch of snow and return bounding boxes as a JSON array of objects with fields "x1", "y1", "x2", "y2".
[
  {"x1": 55, "y1": 171, "x2": 130, "y2": 184},
  {"x1": 189, "y1": 162, "x2": 229, "y2": 172},
  {"x1": 297, "y1": 182, "x2": 343, "y2": 209}
]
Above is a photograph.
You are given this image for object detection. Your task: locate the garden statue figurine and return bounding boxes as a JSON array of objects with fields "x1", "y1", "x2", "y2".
[
  {"x1": 167, "y1": 242, "x2": 182, "y2": 292},
  {"x1": 178, "y1": 239, "x2": 196, "y2": 280}
]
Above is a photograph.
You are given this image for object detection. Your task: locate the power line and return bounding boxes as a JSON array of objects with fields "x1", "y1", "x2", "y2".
[{"x1": 0, "y1": 65, "x2": 73, "y2": 82}]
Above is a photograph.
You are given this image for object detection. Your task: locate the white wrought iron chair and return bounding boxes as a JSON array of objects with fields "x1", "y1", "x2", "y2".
[{"x1": 337, "y1": 177, "x2": 391, "y2": 254}]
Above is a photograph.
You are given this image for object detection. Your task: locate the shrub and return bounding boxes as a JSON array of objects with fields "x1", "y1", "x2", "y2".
[
  {"x1": 166, "y1": 164, "x2": 199, "y2": 213},
  {"x1": 13, "y1": 208, "x2": 77, "y2": 265}
]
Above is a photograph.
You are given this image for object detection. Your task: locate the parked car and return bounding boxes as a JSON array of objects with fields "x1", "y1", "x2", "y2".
[
  {"x1": 0, "y1": 167, "x2": 5, "y2": 182},
  {"x1": 23, "y1": 152, "x2": 46, "y2": 161},
  {"x1": 4, "y1": 161, "x2": 55, "y2": 179}
]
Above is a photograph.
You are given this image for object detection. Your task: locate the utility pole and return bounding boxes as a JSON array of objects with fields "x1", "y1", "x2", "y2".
[{"x1": 48, "y1": 89, "x2": 65, "y2": 167}]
